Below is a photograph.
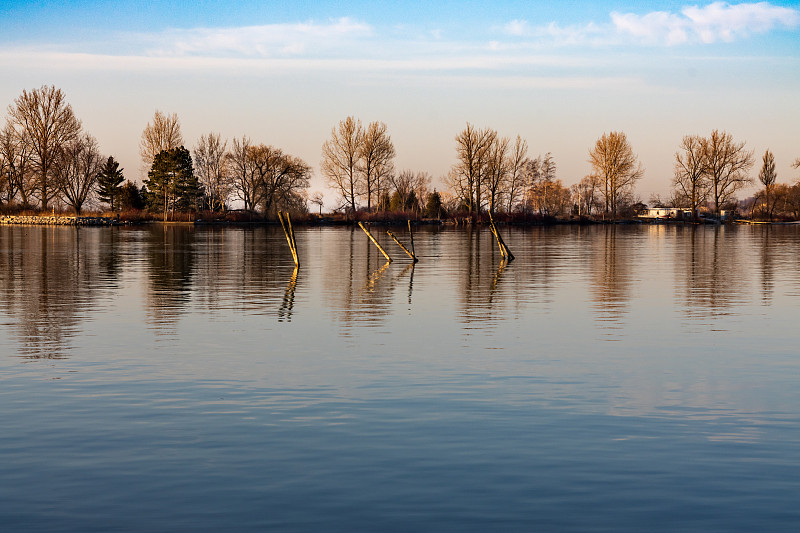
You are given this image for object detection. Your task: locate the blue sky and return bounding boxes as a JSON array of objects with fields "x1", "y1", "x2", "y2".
[{"x1": 1, "y1": 1, "x2": 798, "y2": 203}]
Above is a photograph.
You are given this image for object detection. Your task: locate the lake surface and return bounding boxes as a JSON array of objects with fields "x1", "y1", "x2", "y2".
[{"x1": 1, "y1": 223, "x2": 799, "y2": 532}]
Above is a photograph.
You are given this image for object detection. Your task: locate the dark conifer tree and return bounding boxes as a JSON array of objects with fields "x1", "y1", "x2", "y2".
[{"x1": 96, "y1": 156, "x2": 125, "y2": 211}]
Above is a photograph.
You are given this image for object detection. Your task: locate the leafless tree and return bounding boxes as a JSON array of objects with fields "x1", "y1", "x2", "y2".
[
  {"x1": 310, "y1": 191, "x2": 324, "y2": 214},
  {"x1": 673, "y1": 135, "x2": 708, "y2": 221},
  {"x1": 140, "y1": 110, "x2": 183, "y2": 168},
  {"x1": 588, "y1": 131, "x2": 643, "y2": 220},
  {"x1": 571, "y1": 175, "x2": 602, "y2": 216},
  {"x1": 702, "y1": 130, "x2": 753, "y2": 216},
  {"x1": 448, "y1": 123, "x2": 497, "y2": 214},
  {"x1": 227, "y1": 136, "x2": 259, "y2": 211},
  {"x1": 194, "y1": 132, "x2": 230, "y2": 211},
  {"x1": 247, "y1": 144, "x2": 311, "y2": 215},
  {"x1": 390, "y1": 170, "x2": 430, "y2": 212},
  {"x1": 757, "y1": 149, "x2": 777, "y2": 220},
  {"x1": 55, "y1": 133, "x2": 103, "y2": 214},
  {"x1": 6, "y1": 85, "x2": 82, "y2": 209},
  {"x1": 358, "y1": 121, "x2": 395, "y2": 212},
  {"x1": 321, "y1": 116, "x2": 363, "y2": 214},
  {"x1": 0, "y1": 123, "x2": 35, "y2": 206},
  {"x1": 484, "y1": 136, "x2": 510, "y2": 214},
  {"x1": 505, "y1": 136, "x2": 528, "y2": 212}
]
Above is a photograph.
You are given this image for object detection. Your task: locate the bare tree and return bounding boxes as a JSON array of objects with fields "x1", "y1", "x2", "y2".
[
  {"x1": 194, "y1": 132, "x2": 230, "y2": 211},
  {"x1": 702, "y1": 130, "x2": 754, "y2": 216},
  {"x1": 448, "y1": 123, "x2": 497, "y2": 214},
  {"x1": 0, "y1": 123, "x2": 35, "y2": 206},
  {"x1": 227, "y1": 136, "x2": 259, "y2": 211},
  {"x1": 588, "y1": 131, "x2": 643, "y2": 220},
  {"x1": 321, "y1": 116, "x2": 363, "y2": 214},
  {"x1": 505, "y1": 136, "x2": 528, "y2": 212},
  {"x1": 358, "y1": 121, "x2": 395, "y2": 212},
  {"x1": 6, "y1": 85, "x2": 82, "y2": 209},
  {"x1": 572, "y1": 175, "x2": 602, "y2": 216},
  {"x1": 310, "y1": 191, "x2": 324, "y2": 214},
  {"x1": 673, "y1": 135, "x2": 708, "y2": 221},
  {"x1": 247, "y1": 144, "x2": 311, "y2": 215},
  {"x1": 484, "y1": 136, "x2": 510, "y2": 214},
  {"x1": 390, "y1": 170, "x2": 426, "y2": 212},
  {"x1": 140, "y1": 110, "x2": 183, "y2": 168},
  {"x1": 55, "y1": 133, "x2": 103, "y2": 214},
  {"x1": 758, "y1": 149, "x2": 777, "y2": 220}
]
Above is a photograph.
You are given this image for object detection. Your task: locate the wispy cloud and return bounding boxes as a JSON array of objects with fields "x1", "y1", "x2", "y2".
[
  {"x1": 501, "y1": 2, "x2": 800, "y2": 46},
  {"x1": 143, "y1": 17, "x2": 373, "y2": 57}
]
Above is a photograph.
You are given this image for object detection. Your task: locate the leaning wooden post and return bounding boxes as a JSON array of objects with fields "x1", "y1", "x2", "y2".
[
  {"x1": 278, "y1": 211, "x2": 299, "y2": 267},
  {"x1": 387, "y1": 231, "x2": 418, "y2": 262},
  {"x1": 408, "y1": 220, "x2": 416, "y2": 258},
  {"x1": 358, "y1": 222, "x2": 392, "y2": 262},
  {"x1": 286, "y1": 212, "x2": 299, "y2": 266},
  {"x1": 488, "y1": 212, "x2": 514, "y2": 262}
]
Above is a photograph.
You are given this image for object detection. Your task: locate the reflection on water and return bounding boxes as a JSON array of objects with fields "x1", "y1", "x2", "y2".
[
  {"x1": 2, "y1": 223, "x2": 800, "y2": 531},
  {"x1": 0, "y1": 227, "x2": 118, "y2": 358},
  {"x1": 3, "y1": 223, "x2": 800, "y2": 350}
]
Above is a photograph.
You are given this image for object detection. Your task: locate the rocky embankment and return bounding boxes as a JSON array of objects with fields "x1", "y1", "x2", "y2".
[{"x1": 0, "y1": 215, "x2": 115, "y2": 226}]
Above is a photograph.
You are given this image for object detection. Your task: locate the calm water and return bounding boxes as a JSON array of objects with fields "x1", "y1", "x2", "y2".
[{"x1": 1, "y1": 223, "x2": 799, "y2": 532}]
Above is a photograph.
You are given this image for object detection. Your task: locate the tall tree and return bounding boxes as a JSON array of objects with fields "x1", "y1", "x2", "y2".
[
  {"x1": 55, "y1": 133, "x2": 103, "y2": 215},
  {"x1": 358, "y1": 121, "x2": 395, "y2": 212},
  {"x1": 484, "y1": 136, "x2": 510, "y2": 215},
  {"x1": 144, "y1": 146, "x2": 196, "y2": 221},
  {"x1": 139, "y1": 110, "x2": 183, "y2": 168},
  {"x1": 588, "y1": 131, "x2": 643, "y2": 220},
  {"x1": 448, "y1": 123, "x2": 497, "y2": 214},
  {"x1": 321, "y1": 116, "x2": 363, "y2": 214},
  {"x1": 758, "y1": 149, "x2": 777, "y2": 220},
  {"x1": 702, "y1": 129, "x2": 754, "y2": 216},
  {"x1": 227, "y1": 136, "x2": 259, "y2": 211},
  {"x1": 673, "y1": 135, "x2": 708, "y2": 221},
  {"x1": 0, "y1": 123, "x2": 35, "y2": 206},
  {"x1": 247, "y1": 144, "x2": 311, "y2": 215},
  {"x1": 193, "y1": 132, "x2": 229, "y2": 211},
  {"x1": 96, "y1": 156, "x2": 125, "y2": 212},
  {"x1": 505, "y1": 136, "x2": 528, "y2": 213},
  {"x1": 6, "y1": 85, "x2": 82, "y2": 209}
]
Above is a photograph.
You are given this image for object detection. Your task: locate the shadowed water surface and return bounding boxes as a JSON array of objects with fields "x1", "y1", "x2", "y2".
[{"x1": 1, "y1": 224, "x2": 799, "y2": 532}]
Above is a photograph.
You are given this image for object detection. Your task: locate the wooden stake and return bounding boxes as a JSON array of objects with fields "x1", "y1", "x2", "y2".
[
  {"x1": 278, "y1": 211, "x2": 299, "y2": 267},
  {"x1": 408, "y1": 220, "x2": 416, "y2": 258},
  {"x1": 488, "y1": 212, "x2": 514, "y2": 262},
  {"x1": 358, "y1": 222, "x2": 392, "y2": 262},
  {"x1": 387, "y1": 230, "x2": 418, "y2": 262},
  {"x1": 286, "y1": 212, "x2": 299, "y2": 266}
]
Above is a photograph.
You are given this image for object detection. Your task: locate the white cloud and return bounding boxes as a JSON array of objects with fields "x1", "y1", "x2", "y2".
[
  {"x1": 612, "y1": 2, "x2": 800, "y2": 45},
  {"x1": 144, "y1": 17, "x2": 373, "y2": 57},
  {"x1": 502, "y1": 2, "x2": 799, "y2": 47}
]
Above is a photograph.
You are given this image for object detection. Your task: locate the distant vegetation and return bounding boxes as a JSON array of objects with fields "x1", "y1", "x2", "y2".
[{"x1": 2, "y1": 85, "x2": 799, "y2": 222}]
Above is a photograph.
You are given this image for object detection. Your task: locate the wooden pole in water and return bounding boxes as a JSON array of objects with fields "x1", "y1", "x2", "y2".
[
  {"x1": 408, "y1": 220, "x2": 416, "y2": 258},
  {"x1": 488, "y1": 212, "x2": 514, "y2": 262},
  {"x1": 387, "y1": 230, "x2": 418, "y2": 262},
  {"x1": 278, "y1": 211, "x2": 299, "y2": 267},
  {"x1": 358, "y1": 222, "x2": 392, "y2": 262},
  {"x1": 286, "y1": 212, "x2": 299, "y2": 266}
]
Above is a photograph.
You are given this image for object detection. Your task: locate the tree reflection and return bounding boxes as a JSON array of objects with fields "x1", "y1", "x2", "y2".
[
  {"x1": 145, "y1": 225, "x2": 196, "y2": 334},
  {"x1": 680, "y1": 226, "x2": 744, "y2": 321},
  {"x1": 590, "y1": 226, "x2": 632, "y2": 335},
  {"x1": 322, "y1": 227, "x2": 397, "y2": 331},
  {"x1": 0, "y1": 227, "x2": 118, "y2": 358}
]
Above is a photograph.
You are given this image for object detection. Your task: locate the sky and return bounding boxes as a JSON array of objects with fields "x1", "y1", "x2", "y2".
[{"x1": 1, "y1": 0, "x2": 798, "y2": 206}]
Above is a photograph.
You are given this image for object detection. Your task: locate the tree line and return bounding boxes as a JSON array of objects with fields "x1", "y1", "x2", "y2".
[{"x1": 2, "y1": 85, "x2": 798, "y2": 221}]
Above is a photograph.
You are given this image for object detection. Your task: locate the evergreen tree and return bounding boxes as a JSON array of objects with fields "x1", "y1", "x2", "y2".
[
  {"x1": 117, "y1": 180, "x2": 146, "y2": 211},
  {"x1": 96, "y1": 156, "x2": 125, "y2": 211},
  {"x1": 143, "y1": 146, "x2": 198, "y2": 221}
]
